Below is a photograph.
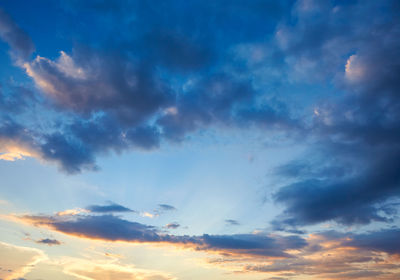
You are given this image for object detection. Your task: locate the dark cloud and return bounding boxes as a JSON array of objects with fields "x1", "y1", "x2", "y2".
[
  {"x1": 126, "y1": 126, "x2": 161, "y2": 150},
  {"x1": 274, "y1": 159, "x2": 348, "y2": 180},
  {"x1": 157, "y1": 74, "x2": 300, "y2": 142},
  {"x1": 344, "y1": 228, "x2": 400, "y2": 255},
  {"x1": 40, "y1": 131, "x2": 98, "y2": 173},
  {"x1": 53, "y1": 215, "x2": 162, "y2": 242},
  {"x1": 157, "y1": 204, "x2": 176, "y2": 212},
  {"x1": 0, "y1": 85, "x2": 37, "y2": 114},
  {"x1": 202, "y1": 233, "x2": 306, "y2": 257},
  {"x1": 225, "y1": 219, "x2": 240, "y2": 226},
  {"x1": 164, "y1": 223, "x2": 180, "y2": 230},
  {"x1": 36, "y1": 238, "x2": 61, "y2": 246},
  {"x1": 240, "y1": 228, "x2": 400, "y2": 278},
  {"x1": 86, "y1": 203, "x2": 135, "y2": 213},
  {"x1": 273, "y1": 151, "x2": 400, "y2": 226},
  {"x1": 25, "y1": 50, "x2": 173, "y2": 125},
  {"x1": 0, "y1": 7, "x2": 35, "y2": 60},
  {"x1": 0, "y1": 1, "x2": 300, "y2": 173},
  {"x1": 270, "y1": 0, "x2": 400, "y2": 228}
]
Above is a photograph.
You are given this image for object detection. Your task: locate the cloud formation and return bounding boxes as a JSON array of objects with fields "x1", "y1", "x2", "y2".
[
  {"x1": 8, "y1": 206, "x2": 400, "y2": 279},
  {"x1": 269, "y1": 0, "x2": 400, "y2": 229},
  {"x1": 0, "y1": 0, "x2": 398, "y2": 233},
  {"x1": 0, "y1": 2, "x2": 298, "y2": 173},
  {"x1": 17, "y1": 211, "x2": 306, "y2": 258}
]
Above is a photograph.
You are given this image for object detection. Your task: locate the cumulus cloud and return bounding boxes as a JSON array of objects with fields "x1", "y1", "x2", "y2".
[
  {"x1": 0, "y1": 2, "x2": 300, "y2": 173},
  {"x1": 23, "y1": 50, "x2": 171, "y2": 124},
  {"x1": 272, "y1": 150, "x2": 400, "y2": 227},
  {"x1": 270, "y1": 0, "x2": 400, "y2": 229}
]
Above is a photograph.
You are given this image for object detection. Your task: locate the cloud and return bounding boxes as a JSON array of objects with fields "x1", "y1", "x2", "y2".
[
  {"x1": 344, "y1": 228, "x2": 400, "y2": 255},
  {"x1": 17, "y1": 211, "x2": 306, "y2": 258},
  {"x1": 0, "y1": 119, "x2": 39, "y2": 162},
  {"x1": 240, "y1": 229, "x2": 400, "y2": 279},
  {"x1": 272, "y1": 152, "x2": 400, "y2": 227},
  {"x1": 35, "y1": 238, "x2": 61, "y2": 246},
  {"x1": 207, "y1": 228, "x2": 400, "y2": 279},
  {"x1": 0, "y1": 1, "x2": 301, "y2": 173},
  {"x1": 0, "y1": 241, "x2": 46, "y2": 280},
  {"x1": 157, "y1": 204, "x2": 176, "y2": 212},
  {"x1": 0, "y1": 85, "x2": 37, "y2": 114},
  {"x1": 23, "y1": 51, "x2": 172, "y2": 125},
  {"x1": 225, "y1": 219, "x2": 240, "y2": 226},
  {"x1": 0, "y1": 8, "x2": 35, "y2": 61},
  {"x1": 86, "y1": 203, "x2": 135, "y2": 213},
  {"x1": 61, "y1": 257, "x2": 175, "y2": 280},
  {"x1": 56, "y1": 208, "x2": 89, "y2": 216},
  {"x1": 164, "y1": 223, "x2": 180, "y2": 229},
  {"x1": 137, "y1": 204, "x2": 177, "y2": 218},
  {"x1": 9, "y1": 209, "x2": 400, "y2": 279},
  {"x1": 0, "y1": 46, "x2": 297, "y2": 173},
  {"x1": 270, "y1": 0, "x2": 400, "y2": 228},
  {"x1": 0, "y1": 141, "x2": 37, "y2": 161},
  {"x1": 201, "y1": 233, "x2": 306, "y2": 257}
]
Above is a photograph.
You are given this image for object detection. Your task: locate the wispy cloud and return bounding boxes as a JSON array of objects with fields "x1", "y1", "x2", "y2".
[{"x1": 0, "y1": 241, "x2": 46, "y2": 280}]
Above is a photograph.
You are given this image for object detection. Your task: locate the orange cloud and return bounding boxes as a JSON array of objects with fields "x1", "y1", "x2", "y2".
[
  {"x1": 0, "y1": 140, "x2": 37, "y2": 161},
  {"x1": 0, "y1": 241, "x2": 47, "y2": 280},
  {"x1": 61, "y1": 257, "x2": 176, "y2": 280}
]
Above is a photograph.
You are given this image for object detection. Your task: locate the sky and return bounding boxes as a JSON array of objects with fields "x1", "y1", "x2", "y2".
[{"x1": 0, "y1": 0, "x2": 399, "y2": 279}]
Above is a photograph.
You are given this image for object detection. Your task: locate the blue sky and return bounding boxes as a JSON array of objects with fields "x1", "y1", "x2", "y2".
[{"x1": 0, "y1": 1, "x2": 400, "y2": 279}]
